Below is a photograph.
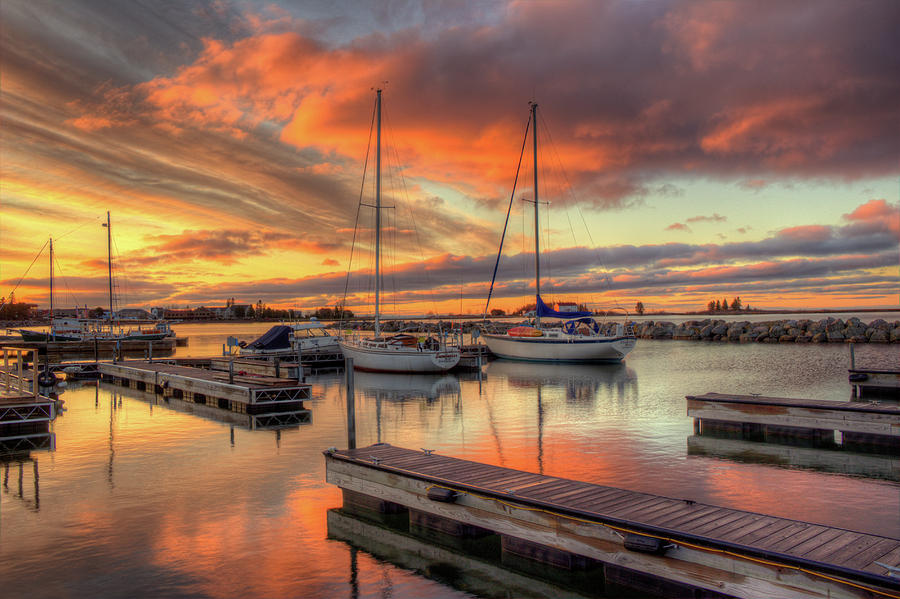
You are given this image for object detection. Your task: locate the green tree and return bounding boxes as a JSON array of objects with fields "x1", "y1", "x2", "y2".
[
  {"x1": 730, "y1": 297, "x2": 742, "y2": 311},
  {"x1": 490, "y1": 308, "x2": 506, "y2": 317},
  {"x1": 721, "y1": 298, "x2": 729, "y2": 311},
  {"x1": 634, "y1": 301, "x2": 645, "y2": 315},
  {"x1": 246, "y1": 305, "x2": 256, "y2": 319},
  {"x1": 707, "y1": 300, "x2": 716, "y2": 312}
]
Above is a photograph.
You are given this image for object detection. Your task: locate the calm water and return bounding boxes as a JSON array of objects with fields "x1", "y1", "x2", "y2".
[{"x1": 2, "y1": 322, "x2": 898, "y2": 599}]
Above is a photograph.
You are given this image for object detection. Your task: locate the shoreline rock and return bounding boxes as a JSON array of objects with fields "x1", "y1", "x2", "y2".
[
  {"x1": 330, "y1": 317, "x2": 900, "y2": 344},
  {"x1": 631, "y1": 318, "x2": 900, "y2": 343}
]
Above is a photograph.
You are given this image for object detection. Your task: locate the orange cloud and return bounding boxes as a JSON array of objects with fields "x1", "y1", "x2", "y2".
[{"x1": 843, "y1": 199, "x2": 900, "y2": 235}]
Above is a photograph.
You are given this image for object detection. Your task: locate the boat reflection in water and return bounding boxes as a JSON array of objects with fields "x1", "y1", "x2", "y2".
[
  {"x1": 484, "y1": 360, "x2": 637, "y2": 404},
  {"x1": 353, "y1": 371, "x2": 461, "y2": 403}
]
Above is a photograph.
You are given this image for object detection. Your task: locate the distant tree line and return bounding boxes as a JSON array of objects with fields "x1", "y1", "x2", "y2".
[
  {"x1": 0, "y1": 294, "x2": 31, "y2": 320},
  {"x1": 706, "y1": 297, "x2": 749, "y2": 312}
]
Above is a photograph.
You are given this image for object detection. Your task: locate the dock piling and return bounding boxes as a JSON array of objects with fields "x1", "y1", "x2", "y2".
[{"x1": 345, "y1": 357, "x2": 356, "y2": 450}]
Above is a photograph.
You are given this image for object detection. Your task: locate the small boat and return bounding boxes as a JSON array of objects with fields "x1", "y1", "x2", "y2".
[
  {"x1": 337, "y1": 89, "x2": 460, "y2": 373},
  {"x1": 20, "y1": 317, "x2": 173, "y2": 343},
  {"x1": 480, "y1": 102, "x2": 636, "y2": 363},
  {"x1": 240, "y1": 319, "x2": 340, "y2": 356}
]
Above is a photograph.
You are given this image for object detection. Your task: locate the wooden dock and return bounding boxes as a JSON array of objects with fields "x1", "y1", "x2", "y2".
[
  {"x1": 99, "y1": 361, "x2": 311, "y2": 426},
  {"x1": 457, "y1": 344, "x2": 492, "y2": 370},
  {"x1": 850, "y1": 368, "x2": 900, "y2": 398},
  {"x1": 325, "y1": 443, "x2": 900, "y2": 599},
  {"x1": 686, "y1": 393, "x2": 900, "y2": 453},
  {"x1": 1, "y1": 347, "x2": 57, "y2": 453},
  {"x1": 8, "y1": 337, "x2": 176, "y2": 361}
]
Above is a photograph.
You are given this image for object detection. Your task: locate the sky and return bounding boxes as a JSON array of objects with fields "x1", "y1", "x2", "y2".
[{"x1": 1, "y1": 0, "x2": 898, "y2": 316}]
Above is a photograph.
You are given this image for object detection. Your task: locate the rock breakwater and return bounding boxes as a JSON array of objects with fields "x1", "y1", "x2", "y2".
[{"x1": 633, "y1": 317, "x2": 900, "y2": 343}]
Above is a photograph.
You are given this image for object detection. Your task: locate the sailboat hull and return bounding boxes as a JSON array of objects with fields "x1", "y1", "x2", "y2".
[
  {"x1": 339, "y1": 341, "x2": 460, "y2": 373},
  {"x1": 482, "y1": 333, "x2": 635, "y2": 363}
]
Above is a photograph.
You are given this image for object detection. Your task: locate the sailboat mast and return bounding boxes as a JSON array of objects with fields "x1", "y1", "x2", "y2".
[
  {"x1": 49, "y1": 237, "x2": 54, "y2": 318},
  {"x1": 374, "y1": 89, "x2": 382, "y2": 338},
  {"x1": 532, "y1": 102, "x2": 541, "y2": 328},
  {"x1": 106, "y1": 211, "x2": 113, "y2": 322}
]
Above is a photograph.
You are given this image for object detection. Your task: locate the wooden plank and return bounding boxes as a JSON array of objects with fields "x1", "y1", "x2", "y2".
[
  {"x1": 660, "y1": 507, "x2": 732, "y2": 533},
  {"x1": 764, "y1": 524, "x2": 832, "y2": 553},
  {"x1": 603, "y1": 496, "x2": 677, "y2": 520},
  {"x1": 817, "y1": 535, "x2": 894, "y2": 566},
  {"x1": 839, "y1": 538, "x2": 900, "y2": 569},
  {"x1": 685, "y1": 510, "x2": 753, "y2": 536},
  {"x1": 801, "y1": 532, "x2": 870, "y2": 563},
  {"x1": 573, "y1": 490, "x2": 660, "y2": 514},
  {"x1": 737, "y1": 520, "x2": 796, "y2": 546},
  {"x1": 650, "y1": 505, "x2": 722, "y2": 530},
  {"x1": 784, "y1": 528, "x2": 848, "y2": 556},
  {"x1": 749, "y1": 522, "x2": 812, "y2": 550},
  {"x1": 859, "y1": 545, "x2": 900, "y2": 576},
  {"x1": 625, "y1": 501, "x2": 698, "y2": 527},
  {"x1": 514, "y1": 479, "x2": 577, "y2": 500},
  {"x1": 713, "y1": 516, "x2": 780, "y2": 543},
  {"x1": 642, "y1": 508, "x2": 745, "y2": 530}
]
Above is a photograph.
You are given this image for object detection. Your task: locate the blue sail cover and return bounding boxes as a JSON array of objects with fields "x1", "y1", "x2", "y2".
[
  {"x1": 245, "y1": 325, "x2": 292, "y2": 350},
  {"x1": 535, "y1": 295, "x2": 592, "y2": 319}
]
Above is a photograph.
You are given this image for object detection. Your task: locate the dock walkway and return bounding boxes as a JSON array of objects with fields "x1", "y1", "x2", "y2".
[
  {"x1": 687, "y1": 392, "x2": 900, "y2": 453},
  {"x1": 326, "y1": 443, "x2": 900, "y2": 599},
  {"x1": 99, "y1": 361, "x2": 310, "y2": 426}
]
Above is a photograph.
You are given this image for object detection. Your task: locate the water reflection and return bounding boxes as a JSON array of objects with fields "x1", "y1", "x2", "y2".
[
  {"x1": 327, "y1": 508, "x2": 596, "y2": 599},
  {"x1": 484, "y1": 360, "x2": 637, "y2": 404},
  {"x1": 1, "y1": 457, "x2": 41, "y2": 511},
  {"x1": 687, "y1": 434, "x2": 900, "y2": 481},
  {"x1": 354, "y1": 371, "x2": 461, "y2": 403}
]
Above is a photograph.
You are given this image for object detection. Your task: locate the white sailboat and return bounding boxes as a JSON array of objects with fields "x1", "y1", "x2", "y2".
[
  {"x1": 481, "y1": 102, "x2": 636, "y2": 363},
  {"x1": 18, "y1": 213, "x2": 174, "y2": 343},
  {"x1": 338, "y1": 89, "x2": 461, "y2": 373}
]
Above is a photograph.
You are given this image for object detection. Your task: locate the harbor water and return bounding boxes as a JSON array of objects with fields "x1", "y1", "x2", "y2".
[{"x1": 2, "y1": 321, "x2": 898, "y2": 598}]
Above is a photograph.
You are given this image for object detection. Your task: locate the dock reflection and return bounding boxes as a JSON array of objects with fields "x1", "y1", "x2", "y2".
[
  {"x1": 104, "y1": 382, "x2": 306, "y2": 432},
  {"x1": 687, "y1": 435, "x2": 900, "y2": 481},
  {"x1": 327, "y1": 508, "x2": 595, "y2": 599}
]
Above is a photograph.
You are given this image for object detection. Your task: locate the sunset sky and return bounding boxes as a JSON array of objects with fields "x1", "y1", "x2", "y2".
[{"x1": 2, "y1": 0, "x2": 898, "y2": 315}]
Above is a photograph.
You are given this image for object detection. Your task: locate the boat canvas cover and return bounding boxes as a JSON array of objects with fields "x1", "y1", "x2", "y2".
[
  {"x1": 536, "y1": 295, "x2": 592, "y2": 319},
  {"x1": 245, "y1": 325, "x2": 293, "y2": 351}
]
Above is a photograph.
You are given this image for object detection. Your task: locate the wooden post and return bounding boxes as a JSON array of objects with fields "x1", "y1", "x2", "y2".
[
  {"x1": 31, "y1": 351, "x2": 39, "y2": 397},
  {"x1": 148, "y1": 340, "x2": 153, "y2": 363},
  {"x1": 16, "y1": 351, "x2": 23, "y2": 395},
  {"x1": 94, "y1": 338, "x2": 99, "y2": 363},
  {"x1": 274, "y1": 357, "x2": 280, "y2": 378},
  {"x1": 346, "y1": 357, "x2": 356, "y2": 450},
  {"x1": 229, "y1": 358, "x2": 234, "y2": 385},
  {"x1": 4, "y1": 349, "x2": 9, "y2": 392},
  {"x1": 849, "y1": 342, "x2": 856, "y2": 369}
]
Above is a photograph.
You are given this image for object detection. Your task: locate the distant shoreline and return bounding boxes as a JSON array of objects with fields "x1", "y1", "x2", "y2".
[{"x1": 4, "y1": 307, "x2": 899, "y2": 327}]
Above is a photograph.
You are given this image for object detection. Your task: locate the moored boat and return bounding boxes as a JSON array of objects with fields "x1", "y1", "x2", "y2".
[
  {"x1": 480, "y1": 102, "x2": 636, "y2": 363},
  {"x1": 337, "y1": 89, "x2": 460, "y2": 373}
]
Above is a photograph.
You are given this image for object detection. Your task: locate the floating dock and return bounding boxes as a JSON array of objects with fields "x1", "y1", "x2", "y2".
[
  {"x1": 325, "y1": 443, "x2": 900, "y2": 599},
  {"x1": 0, "y1": 348, "x2": 57, "y2": 453},
  {"x1": 99, "y1": 361, "x2": 310, "y2": 427},
  {"x1": 9, "y1": 337, "x2": 176, "y2": 361},
  {"x1": 850, "y1": 369, "x2": 900, "y2": 398},
  {"x1": 686, "y1": 393, "x2": 900, "y2": 453}
]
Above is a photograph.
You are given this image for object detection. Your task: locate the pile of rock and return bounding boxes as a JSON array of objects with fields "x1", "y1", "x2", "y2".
[{"x1": 632, "y1": 317, "x2": 900, "y2": 343}]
